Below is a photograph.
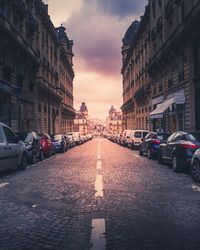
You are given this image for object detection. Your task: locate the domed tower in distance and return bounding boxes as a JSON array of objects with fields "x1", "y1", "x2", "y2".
[{"x1": 80, "y1": 102, "x2": 88, "y2": 118}]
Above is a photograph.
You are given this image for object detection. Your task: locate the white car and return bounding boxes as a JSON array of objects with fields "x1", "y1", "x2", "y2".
[
  {"x1": 127, "y1": 130, "x2": 149, "y2": 149},
  {"x1": 0, "y1": 122, "x2": 27, "y2": 172}
]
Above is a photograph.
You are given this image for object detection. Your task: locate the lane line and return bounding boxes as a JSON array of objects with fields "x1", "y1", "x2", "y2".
[
  {"x1": 90, "y1": 219, "x2": 106, "y2": 250},
  {"x1": 95, "y1": 139, "x2": 103, "y2": 197},
  {"x1": 96, "y1": 160, "x2": 102, "y2": 170}
]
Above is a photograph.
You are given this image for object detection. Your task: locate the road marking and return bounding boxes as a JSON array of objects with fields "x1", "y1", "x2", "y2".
[
  {"x1": 95, "y1": 139, "x2": 103, "y2": 197},
  {"x1": 192, "y1": 185, "x2": 200, "y2": 192},
  {"x1": 96, "y1": 160, "x2": 102, "y2": 170},
  {"x1": 95, "y1": 174, "x2": 103, "y2": 197},
  {"x1": 90, "y1": 219, "x2": 106, "y2": 250},
  {"x1": 133, "y1": 154, "x2": 140, "y2": 158},
  {"x1": 31, "y1": 204, "x2": 37, "y2": 208},
  {"x1": 97, "y1": 155, "x2": 101, "y2": 160},
  {"x1": 0, "y1": 182, "x2": 9, "y2": 188}
]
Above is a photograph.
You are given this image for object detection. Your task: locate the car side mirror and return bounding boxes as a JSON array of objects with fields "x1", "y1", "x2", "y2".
[{"x1": 141, "y1": 138, "x2": 144, "y2": 142}]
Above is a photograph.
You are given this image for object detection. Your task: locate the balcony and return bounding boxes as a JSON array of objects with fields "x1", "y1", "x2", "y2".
[
  {"x1": 26, "y1": 11, "x2": 38, "y2": 33},
  {"x1": 165, "y1": 0, "x2": 174, "y2": 20},
  {"x1": 151, "y1": 28, "x2": 157, "y2": 41},
  {"x1": 134, "y1": 85, "x2": 149, "y2": 102},
  {"x1": 156, "y1": 16, "x2": 163, "y2": 33},
  {"x1": 13, "y1": 0, "x2": 27, "y2": 18}
]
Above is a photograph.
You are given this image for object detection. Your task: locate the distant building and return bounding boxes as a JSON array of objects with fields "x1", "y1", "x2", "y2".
[
  {"x1": 74, "y1": 102, "x2": 90, "y2": 134},
  {"x1": 106, "y1": 106, "x2": 123, "y2": 134}
]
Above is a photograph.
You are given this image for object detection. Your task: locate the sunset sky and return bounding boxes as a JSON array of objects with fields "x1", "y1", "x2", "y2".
[{"x1": 47, "y1": 0, "x2": 147, "y2": 119}]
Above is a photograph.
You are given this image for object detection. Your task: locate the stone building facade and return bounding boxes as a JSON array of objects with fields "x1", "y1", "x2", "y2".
[
  {"x1": 121, "y1": 0, "x2": 200, "y2": 134},
  {"x1": 121, "y1": 8, "x2": 151, "y2": 131},
  {"x1": 0, "y1": 0, "x2": 75, "y2": 134},
  {"x1": 106, "y1": 106, "x2": 123, "y2": 134}
]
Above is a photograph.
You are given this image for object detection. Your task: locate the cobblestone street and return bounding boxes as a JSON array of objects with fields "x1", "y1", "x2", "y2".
[{"x1": 0, "y1": 138, "x2": 200, "y2": 250}]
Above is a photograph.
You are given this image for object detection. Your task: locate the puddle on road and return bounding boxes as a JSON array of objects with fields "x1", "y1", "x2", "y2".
[
  {"x1": 90, "y1": 219, "x2": 106, "y2": 250},
  {"x1": 95, "y1": 174, "x2": 103, "y2": 197},
  {"x1": 192, "y1": 185, "x2": 200, "y2": 192},
  {"x1": 96, "y1": 160, "x2": 102, "y2": 170},
  {"x1": 0, "y1": 182, "x2": 9, "y2": 189}
]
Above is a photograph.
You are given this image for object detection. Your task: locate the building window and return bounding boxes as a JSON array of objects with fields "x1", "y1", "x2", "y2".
[
  {"x1": 177, "y1": 104, "x2": 184, "y2": 131},
  {"x1": 178, "y1": 61, "x2": 184, "y2": 82},
  {"x1": 168, "y1": 79, "x2": 173, "y2": 88},
  {"x1": 44, "y1": 105, "x2": 47, "y2": 113},
  {"x1": 159, "y1": 84, "x2": 163, "y2": 93},
  {"x1": 38, "y1": 104, "x2": 41, "y2": 112}
]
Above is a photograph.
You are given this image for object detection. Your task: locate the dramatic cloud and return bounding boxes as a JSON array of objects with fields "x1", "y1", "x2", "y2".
[
  {"x1": 48, "y1": 0, "x2": 148, "y2": 119},
  {"x1": 88, "y1": 0, "x2": 148, "y2": 19}
]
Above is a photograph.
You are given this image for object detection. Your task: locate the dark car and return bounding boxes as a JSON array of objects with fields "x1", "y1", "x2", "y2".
[
  {"x1": 52, "y1": 134, "x2": 66, "y2": 153},
  {"x1": 139, "y1": 132, "x2": 167, "y2": 159},
  {"x1": 158, "y1": 131, "x2": 200, "y2": 172},
  {"x1": 39, "y1": 133, "x2": 55, "y2": 157},
  {"x1": 190, "y1": 149, "x2": 200, "y2": 182},
  {"x1": 18, "y1": 131, "x2": 43, "y2": 164}
]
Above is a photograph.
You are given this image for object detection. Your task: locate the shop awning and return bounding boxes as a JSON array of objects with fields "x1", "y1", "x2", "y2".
[{"x1": 150, "y1": 93, "x2": 185, "y2": 119}]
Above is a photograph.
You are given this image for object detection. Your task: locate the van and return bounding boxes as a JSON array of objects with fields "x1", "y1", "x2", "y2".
[
  {"x1": 120, "y1": 129, "x2": 134, "y2": 147},
  {"x1": 127, "y1": 130, "x2": 149, "y2": 149}
]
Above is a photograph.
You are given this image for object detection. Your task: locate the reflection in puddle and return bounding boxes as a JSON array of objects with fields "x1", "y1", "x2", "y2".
[
  {"x1": 95, "y1": 174, "x2": 103, "y2": 197},
  {"x1": 90, "y1": 219, "x2": 106, "y2": 250}
]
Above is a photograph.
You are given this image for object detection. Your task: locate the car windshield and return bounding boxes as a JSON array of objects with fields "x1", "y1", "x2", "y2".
[
  {"x1": 54, "y1": 135, "x2": 62, "y2": 141},
  {"x1": 134, "y1": 132, "x2": 141, "y2": 138},
  {"x1": 72, "y1": 133, "x2": 79, "y2": 137},
  {"x1": 157, "y1": 135, "x2": 164, "y2": 140},
  {"x1": 186, "y1": 134, "x2": 197, "y2": 141},
  {"x1": 19, "y1": 133, "x2": 32, "y2": 143}
]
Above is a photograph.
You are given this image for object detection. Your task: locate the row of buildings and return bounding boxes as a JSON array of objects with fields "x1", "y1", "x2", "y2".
[
  {"x1": 121, "y1": 0, "x2": 200, "y2": 134},
  {"x1": 0, "y1": 0, "x2": 75, "y2": 134},
  {"x1": 105, "y1": 106, "x2": 123, "y2": 134}
]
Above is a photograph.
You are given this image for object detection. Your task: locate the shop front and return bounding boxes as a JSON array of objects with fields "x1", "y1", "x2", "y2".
[{"x1": 150, "y1": 90, "x2": 185, "y2": 133}]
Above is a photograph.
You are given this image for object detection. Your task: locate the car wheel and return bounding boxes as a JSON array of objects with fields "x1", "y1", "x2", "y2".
[
  {"x1": 158, "y1": 150, "x2": 163, "y2": 164},
  {"x1": 39, "y1": 151, "x2": 44, "y2": 161},
  {"x1": 147, "y1": 148, "x2": 152, "y2": 159},
  {"x1": 18, "y1": 153, "x2": 27, "y2": 170},
  {"x1": 191, "y1": 159, "x2": 200, "y2": 183},
  {"x1": 172, "y1": 154, "x2": 182, "y2": 172},
  {"x1": 32, "y1": 152, "x2": 37, "y2": 164}
]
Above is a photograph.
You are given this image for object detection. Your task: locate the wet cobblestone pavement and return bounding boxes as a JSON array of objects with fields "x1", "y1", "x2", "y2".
[{"x1": 0, "y1": 138, "x2": 200, "y2": 249}]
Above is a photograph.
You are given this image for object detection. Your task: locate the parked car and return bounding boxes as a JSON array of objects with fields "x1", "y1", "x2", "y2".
[
  {"x1": 52, "y1": 134, "x2": 67, "y2": 153},
  {"x1": 65, "y1": 133, "x2": 76, "y2": 148},
  {"x1": 120, "y1": 130, "x2": 134, "y2": 147},
  {"x1": 0, "y1": 122, "x2": 27, "y2": 172},
  {"x1": 18, "y1": 131, "x2": 43, "y2": 164},
  {"x1": 158, "y1": 131, "x2": 200, "y2": 172},
  {"x1": 139, "y1": 132, "x2": 167, "y2": 158},
  {"x1": 191, "y1": 149, "x2": 200, "y2": 182},
  {"x1": 127, "y1": 130, "x2": 149, "y2": 149},
  {"x1": 39, "y1": 133, "x2": 55, "y2": 157},
  {"x1": 70, "y1": 132, "x2": 81, "y2": 145}
]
